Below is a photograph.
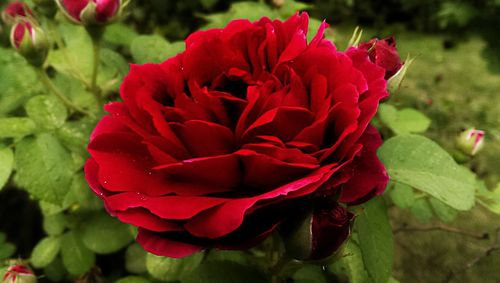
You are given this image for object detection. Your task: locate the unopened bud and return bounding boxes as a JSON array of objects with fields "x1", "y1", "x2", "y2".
[
  {"x1": 2, "y1": 263, "x2": 37, "y2": 283},
  {"x1": 10, "y1": 20, "x2": 48, "y2": 67},
  {"x1": 456, "y1": 128, "x2": 485, "y2": 156},
  {"x1": 283, "y1": 202, "x2": 353, "y2": 261},
  {"x1": 1, "y1": 2, "x2": 34, "y2": 25},
  {"x1": 359, "y1": 37, "x2": 403, "y2": 80},
  {"x1": 55, "y1": 0, "x2": 121, "y2": 25}
]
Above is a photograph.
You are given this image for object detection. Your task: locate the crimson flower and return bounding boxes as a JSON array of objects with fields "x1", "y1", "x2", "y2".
[{"x1": 85, "y1": 13, "x2": 391, "y2": 259}]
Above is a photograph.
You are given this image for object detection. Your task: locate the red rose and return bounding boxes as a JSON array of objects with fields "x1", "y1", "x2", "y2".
[
  {"x1": 85, "y1": 13, "x2": 390, "y2": 259},
  {"x1": 359, "y1": 36, "x2": 402, "y2": 79}
]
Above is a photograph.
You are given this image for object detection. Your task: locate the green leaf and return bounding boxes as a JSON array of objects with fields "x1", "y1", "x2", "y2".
[
  {"x1": 379, "y1": 105, "x2": 431, "y2": 135},
  {"x1": 202, "y1": 2, "x2": 276, "y2": 29},
  {"x1": 429, "y1": 198, "x2": 458, "y2": 222},
  {"x1": 0, "y1": 146, "x2": 14, "y2": 190},
  {"x1": 205, "y1": 250, "x2": 251, "y2": 266},
  {"x1": 25, "y1": 95, "x2": 68, "y2": 130},
  {"x1": 0, "y1": 117, "x2": 36, "y2": 138},
  {"x1": 410, "y1": 198, "x2": 433, "y2": 222},
  {"x1": 328, "y1": 238, "x2": 370, "y2": 283},
  {"x1": 15, "y1": 133, "x2": 73, "y2": 204},
  {"x1": 355, "y1": 198, "x2": 394, "y2": 283},
  {"x1": 52, "y1": 74, "x2": 98, "y2": 115},
  {"x1": 0, "y1": 48, "x2": 42, "y2": 115},
  {"x1": 0, "y1": 232, "x2": 15, "y2": 260},
  {"x1": 130, "y1": 35, "x2": 184, "y2": 64},
  {"x1": 389, "y1": 182, "x2": 415, "y2": 209},
  {"x1": 104, "y1": 23, "x2": 139, "y2": 46},
  {"x1": 63, "y1": 173, "x2": 102, "y2": 211},
  {"x1": 115, "y1": 276, "x2": 151, "y2": 283},
  {"x1": 146, "y1": 252, "x2": 204, "y2": 281},
  {"x1": 476, "y1": 182, "x2": 500, "y2": 214},
  {"x1": 181, "y1": 261, "x2": 268, "y2": 283},
  {"x1": 48, "y1": 24, "x2": 128, "y2": 92},
  {"x1": 378, "y1": 134, "x2": 476, "y2": 210},
  {"x1": 81, "y1": 213, "x2": 134, "y2": 254},
  {"x1": 43, "y1": 213, "x2": 67, "y2": 236},
  {"x1": 125, "y1": 243, "x2": 147, "y2": 274},
  {"x1": 56, "y1": 117, "x2": 96, "y2": 157},
  {"x1": 39, "y1": 201, "x2": 66, "y2": 216},
  {"x1": 31, "y1": 236, "x2": 61, "y2": 268},
  {"x1": 293, "y1": 265, "x2": 328, "y2": 283},
  {"x1": 61, "y1": 231, "x2": 95, "y2": 276},
  {"x1": 44, "y1": 257, "x2": 67, "y2": 282}
]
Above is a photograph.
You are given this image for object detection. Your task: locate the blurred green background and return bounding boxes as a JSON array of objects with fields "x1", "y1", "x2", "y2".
[{"x1": 1, "y1": 0, "x2": 500, "y2": 282}]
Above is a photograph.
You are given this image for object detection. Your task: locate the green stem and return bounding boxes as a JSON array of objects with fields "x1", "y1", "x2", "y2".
[
  {"x1": 90, "y1": 37, "x2": 102, "y2": 104},
  {"x1": 36, "y1": 69, "x2": 91, "y2": 116}
]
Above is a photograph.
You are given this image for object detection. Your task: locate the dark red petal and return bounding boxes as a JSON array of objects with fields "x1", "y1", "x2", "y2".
[
  {"x1": 115, "y1": 208, "x2": 182, "y2": 232},
  {"x1": 237, "y1": 149, "x2": 319, "y2": 189},
  {"x1": 170, "y1": 120, "x2": 234, "y2": 157},
  {"x1": 116, "y1": 208, "x2": 183, "y2": 232},
  {"x1": 184, "y1": 168, "x2": 328, "y2": 238},
  {"x1": 62, "y1": 0, "x2": 89, "y2": 21},
  {"x1": 88, "y1": 132, "x2": 170, "y2": 195},
  {"x1": 339, "y1": 126, "x2": 389, "y2": 203},
  {"x1": 154, "y1": 154, "x2": 241, "y2": 190},
  {"x1": 104, "y1": 192, "x2": 226, "y2": 220},
  {"x1": 94, "y1": 0, "x2": 119, "y2": 22},
  {"x1": 310, "y1": 203, "x2": 353, "y2": 260},
  {"x1": 136, "y1": 228, "x2": 203, "y2": 258},
  {"x1": 12, "y1": 22, "x2": 27, "y2": 48},
  {"x1": 242, "y1": 106, "x2": 315, "y2": 143}
]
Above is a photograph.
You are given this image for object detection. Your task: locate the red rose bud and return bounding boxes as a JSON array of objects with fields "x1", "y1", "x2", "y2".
[
  {"x1": 359, "y1": 37, "x2": 402, "y2": 79},
  {"x1": 1, "y1": 1, "x2": 34, "y2": 25},
  {"x1": 284, "y1": 203, "x2": 353, "y2": 261},
  {"x1": 2, "y1": 264, "x2": 37, "y2": 283},
  {"x1": 10, "y1": 20, "x2": 48, "y2": 67},
  {"x1": 456, "y1": 128, "x2": 485, "y2": 156},
  {"x1": 56, "y1": 0, "x2": 121, "y2": 25}
]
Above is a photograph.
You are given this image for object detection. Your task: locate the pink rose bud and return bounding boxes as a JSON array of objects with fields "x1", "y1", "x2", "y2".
[
  {"x1": 56, "y1": 0, "x2": 121, "y2": 25},
  {"x1": 456, "y1": 128, "x2": 485, "y2": 156},
  {"x1": 284, "y1": 202, "x2": 353, "y2": 261},
  {"x1": 359, "y1": 37, "x2": 403, "y2": 79},
  {"x1": 1, "y1": 1, "x2": 34, "y2": 25},
  {"x1": 2, "y1": 264, "x2": 37, "y2": 283},
  {"x1": 10, "y1": 20, "x2": 48, "y2": 67}
]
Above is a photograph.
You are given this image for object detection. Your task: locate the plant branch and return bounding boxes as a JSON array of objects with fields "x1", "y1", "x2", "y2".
[
  {"x1": 444, "y1": 228, "x2": 500, "y2": 282},
  {"x1": 394, "y1": 224, "x2": 488, "y2": 240}
]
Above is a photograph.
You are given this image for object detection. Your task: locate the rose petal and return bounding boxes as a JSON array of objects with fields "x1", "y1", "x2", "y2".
[{"x1": 136, "y1": 228, "x2": 203, "y2": 258}]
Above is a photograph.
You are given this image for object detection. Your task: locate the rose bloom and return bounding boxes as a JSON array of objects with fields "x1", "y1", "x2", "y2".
[{"x1": 85, "y1": 13, "x2": 399, "y2": 259}]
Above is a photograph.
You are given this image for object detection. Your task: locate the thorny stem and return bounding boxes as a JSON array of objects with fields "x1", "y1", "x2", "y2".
[{"x1": 36, "y1": 68, "x2": 91, "y2": 116}]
